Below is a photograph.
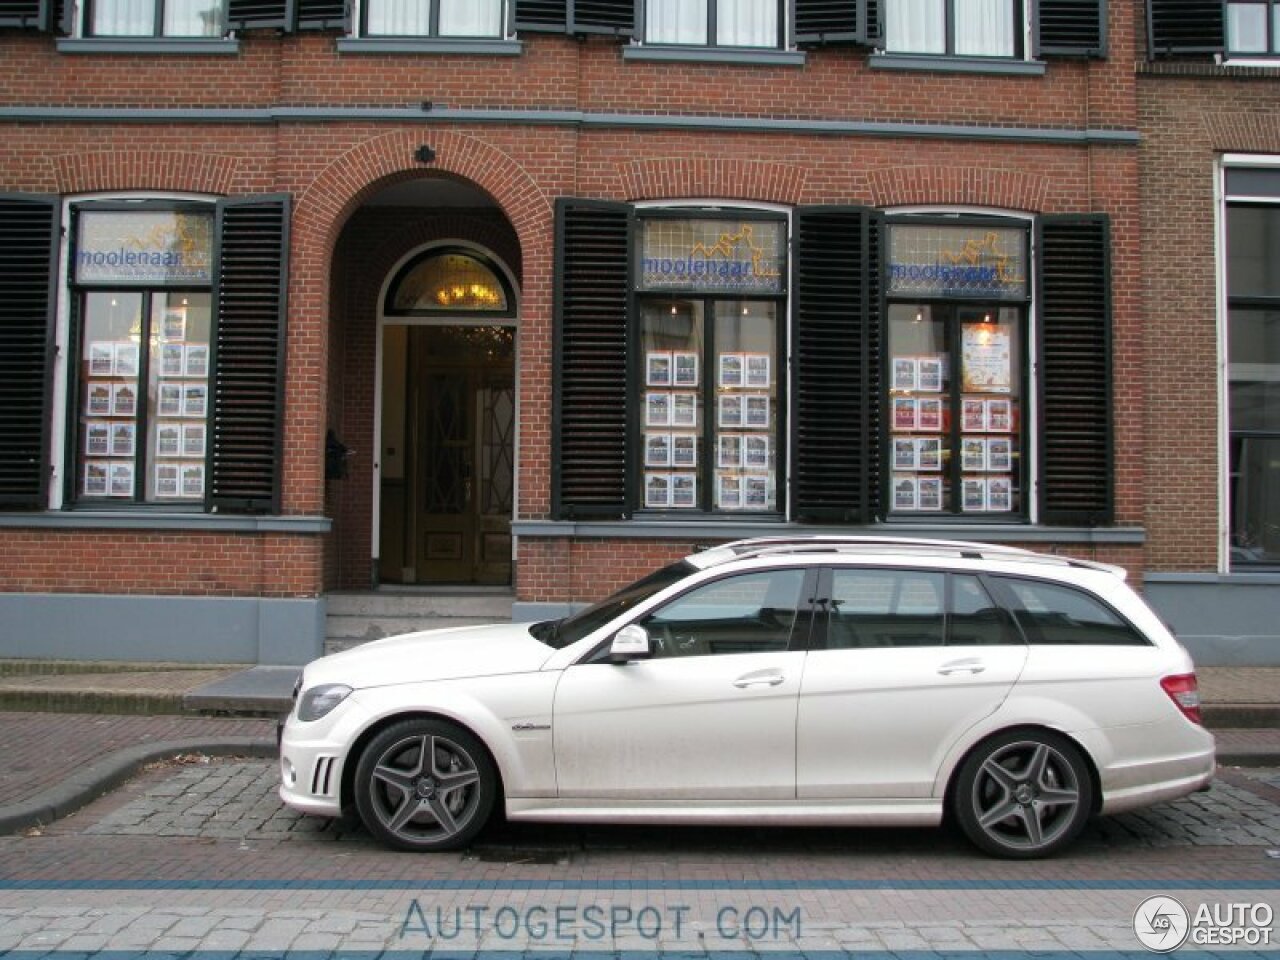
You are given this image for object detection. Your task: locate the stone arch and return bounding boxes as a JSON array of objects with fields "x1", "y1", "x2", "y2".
[
  {"x1": 868, "y1": 165, "x2": 1050, "y2": 212},
  {"x1": 283, "y1": 129, "x2": 551, "y2": 520},
  {"x1": 618, "y1": 158, "x2": 808, "y2": 205},
  {"x1": 52, "y1": 150, "x2": 241, "y2": 196}
]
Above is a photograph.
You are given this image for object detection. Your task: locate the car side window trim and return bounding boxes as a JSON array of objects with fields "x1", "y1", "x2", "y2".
[{"x1": 577, "y1": 566, "x2": 821, "y2": 665}]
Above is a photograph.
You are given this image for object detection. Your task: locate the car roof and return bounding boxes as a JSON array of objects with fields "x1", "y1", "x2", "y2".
[{"x1": 687, "y1": 536, "x2": 1127, "y2": 580}]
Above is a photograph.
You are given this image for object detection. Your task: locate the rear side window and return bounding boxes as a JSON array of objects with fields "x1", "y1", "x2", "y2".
[
  {"x1": 827, "y1": 569, "x2": 946, "y2": 648},
  {"x1": 995, "y1": 577, "x2": 1150, "y2": 646}
]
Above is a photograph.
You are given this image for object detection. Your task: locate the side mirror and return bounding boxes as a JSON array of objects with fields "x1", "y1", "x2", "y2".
[{"x1": 609, "y1": 624, "x2": 652, "y2": 664}]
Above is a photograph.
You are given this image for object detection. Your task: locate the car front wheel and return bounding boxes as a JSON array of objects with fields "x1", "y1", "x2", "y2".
[
  {"x1": 953, "y1": 730, "x2": 1093, "y2": 859},
  {"x1": 354, "y1": 717, "x2": 497, "y2": 852}
]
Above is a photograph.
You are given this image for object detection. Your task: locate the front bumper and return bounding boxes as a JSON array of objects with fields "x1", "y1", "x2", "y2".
[{"x1": 277, "y1": 696, "x2": 372, "y2": 819}]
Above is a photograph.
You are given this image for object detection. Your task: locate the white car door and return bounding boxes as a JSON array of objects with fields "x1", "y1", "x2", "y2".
[
  {"x1": 797, "y1": 568, "x2": 1028, "y2": 799},
  {"x1": 553, "y1": 567, "x2": 814, "y2": 801}
]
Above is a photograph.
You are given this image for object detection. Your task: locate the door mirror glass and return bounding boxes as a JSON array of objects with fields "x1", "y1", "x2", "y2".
[{"x1": 610, "y1": 624, "x2": 653, "y2": 663}]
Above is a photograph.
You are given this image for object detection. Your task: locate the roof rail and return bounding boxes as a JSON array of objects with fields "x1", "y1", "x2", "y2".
[{"x1": 700, "y1": 536, "x2": 1123, "y2": 577}]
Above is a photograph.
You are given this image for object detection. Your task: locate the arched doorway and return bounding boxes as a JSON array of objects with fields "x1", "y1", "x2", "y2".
[{"x1": 376, "y1": 245, "x2": 518, "y2": 586}]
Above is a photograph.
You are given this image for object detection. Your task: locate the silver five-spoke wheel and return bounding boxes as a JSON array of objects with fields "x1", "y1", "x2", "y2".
[
  {"x1": 354, "y1": 718, "x2": 496, "y2": 851},
  {"x1": 953, "y1": 730, "x2": 1093, "y2": 859}
]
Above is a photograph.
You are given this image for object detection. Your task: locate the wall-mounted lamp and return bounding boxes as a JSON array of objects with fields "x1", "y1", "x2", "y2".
[{"x1": 414, "y1": 145, "x2": 437, "y2": 164}]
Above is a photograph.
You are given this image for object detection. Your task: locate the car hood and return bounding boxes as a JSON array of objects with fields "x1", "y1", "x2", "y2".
[{"x1": 302, "y1": 623, "x2": 557, "y2": 691}]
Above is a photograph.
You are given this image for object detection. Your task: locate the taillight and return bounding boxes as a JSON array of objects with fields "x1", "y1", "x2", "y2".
[{"x1": 1161, "y1": 673, "x2": 1203, "y2": 725}]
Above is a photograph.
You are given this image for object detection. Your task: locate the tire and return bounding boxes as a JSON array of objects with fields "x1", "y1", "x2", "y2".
[
  {"x1": 952, "y1": 729, "x2": 1093, "y2": 859},
  {"x1": 353, "y1": 717, "x2": 497, "y2": 852}
]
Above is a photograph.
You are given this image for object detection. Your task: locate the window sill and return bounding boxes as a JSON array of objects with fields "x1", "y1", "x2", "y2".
[
  {"x1": 336, "y1": 37, "x2": 522, "y2": 55},
  {"x1": 868, "y1": 53, "x2": 1046, "y2": 76},
  {"x1": 622, "y1": 45, "x2": 805, "y2": 66},
  {"x1": 513, "y1": 519, "x2": 1145, "y2": 543},
  {"x1": 57, "y1": 37, "x2": 240, "y2": 54},
  {"x1": 0, "y1": 510, "x2": 331, "y2": 533}
]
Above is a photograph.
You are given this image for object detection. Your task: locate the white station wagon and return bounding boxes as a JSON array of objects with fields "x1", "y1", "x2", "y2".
[{"x1": 279, "y1": 537, "x2": 1215, "y2": 858}]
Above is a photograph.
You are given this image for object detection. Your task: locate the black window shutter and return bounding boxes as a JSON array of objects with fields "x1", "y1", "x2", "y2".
[
  {"x1": 513, "y1": 0, "x2": 567, "y2": 32},
  {"x1": 514, "y1": 0, "x2": 633, "y2": 35},
  {"x1": 295, "y1": 0, "x2": 347, "y2": 31},
  {"x1": 210, "y1": 195, "x2": 290, "y2": 513},
  {"x1": 1146, "y1": 0, "x2": 1224, "y2": 57},
  {"x1": 0, "y1": 0, "x2": 46, "y2": 29},
  {"x1": 0, "y1": 195, "x2": 58, "y2": 509},
  {"x1": 1038, "y1": 214, "x2": 1112, "y2": 526},
  {"x1": 864, "y1": 0, "x2": 881, "y2": 44},
  {"x1": 572, "y1": 0, "x2": 633, "y2": 36},
  {"x1": 794, "y1": 0, "x2": 881, "y2": 45},
  {"x1": 1034, "y1": 0, "x2": 1106, "y2": 57},
  {"x1": 552, "y1": 198, "x2": 631, "y2": 520},
  {"x1": 791, "y1": 206, "x2": 882, "y2": 523},
  {"x1": 794, "y1": 0, "x2": 858, "y2": 44},
  {"x1": 227, "y1": 0, "x2": 294, "y2": 31}
]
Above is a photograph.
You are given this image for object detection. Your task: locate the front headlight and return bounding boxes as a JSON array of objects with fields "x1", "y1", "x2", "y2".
[{"x1": 297, "y1": 683, "x2": 353, "y2": 721}]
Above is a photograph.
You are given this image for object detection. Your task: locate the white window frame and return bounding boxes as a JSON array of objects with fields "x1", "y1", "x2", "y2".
[
  {"x1": 882, "y1": 0, "x2": 1030, "y2": 60},
  {"x1": 353, "y1": 0, "x2": 510, "y2": 39},
  {"x1": 883, "y1": 205, "x2": 1039, "y2": 524},
  {"x1": 639, "y1": 0, "x2": 787, "y2": 49},
  {"x1": 1217, "y1": 154, "x2": 1280, "y2": 571}
]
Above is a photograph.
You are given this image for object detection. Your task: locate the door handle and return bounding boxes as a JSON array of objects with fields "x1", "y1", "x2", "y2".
[
  {"x1": 937, "y1": 660, "x2": 986, "y2": 676},
  {"x1": 733, "y1": 673, "x2": 785, "y2": 688}
]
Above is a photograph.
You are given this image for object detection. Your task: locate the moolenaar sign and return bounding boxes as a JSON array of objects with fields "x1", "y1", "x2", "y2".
[
  {"x1": 889, "y1": 224, "x2": 1027, "y2": 301},
  {"x1": 639, "y1": 219, "x2": 784, "y2": 295},
  {"x1": 75, "y1": 210, "x2": 213, "y2": 286}
]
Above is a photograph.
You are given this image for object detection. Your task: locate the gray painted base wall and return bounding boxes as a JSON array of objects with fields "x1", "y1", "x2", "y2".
[
  {"x1": 0, "y1": 593, "x2": 325, "y2": 665},
  {"x1": 1144, "y1": 575, "x2": 1280, "y2": 666}
]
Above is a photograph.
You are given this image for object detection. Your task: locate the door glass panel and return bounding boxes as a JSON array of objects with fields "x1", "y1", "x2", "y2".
[
  {"x1": 713, "y1": 301, "x2": 778, "y2": 512},
  {"x1": 828, "y1": 569, "x2": 945, "y2": 648},
  {"x1": 77, "y1": 292, "x2": 143, "y2": 500},
  {"x1": 949, "y1": 574, "x2": 1013, "y2": 645},
  {"x1": 641, "y1": 300, "x2": 705, "y2": 510},
  {"x1": 145, "y1": 293, "x2": 211, "y2": 502},
  {"x1": 639, "y1": 569, "x2": 805, "y2": 657}
]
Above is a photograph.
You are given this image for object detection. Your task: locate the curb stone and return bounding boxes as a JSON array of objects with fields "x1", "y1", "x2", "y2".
[{"x1": 0, "y1": 737, "x2": 276, "y2": 836}]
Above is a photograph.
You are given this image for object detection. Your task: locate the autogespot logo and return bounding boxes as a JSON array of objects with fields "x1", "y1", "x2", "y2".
[{"x1": 1134, "y1": 896, "x2": 1191, "y2": 952}]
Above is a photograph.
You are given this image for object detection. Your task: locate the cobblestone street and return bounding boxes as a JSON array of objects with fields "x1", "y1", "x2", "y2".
[
  {"x1": 73, "y1": 758, "x2": 1280, "y2": 852},
  {"x1": 0, "y1": 757, "x2": 1277, "y2": 956}
]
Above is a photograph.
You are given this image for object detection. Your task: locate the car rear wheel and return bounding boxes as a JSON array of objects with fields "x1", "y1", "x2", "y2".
[
  {"x1": 354, "y1": 717, "x2": 496, "y2": 852},
  {"x1": 953, "y1": 730, "x2": 1093, "y2": 859}
]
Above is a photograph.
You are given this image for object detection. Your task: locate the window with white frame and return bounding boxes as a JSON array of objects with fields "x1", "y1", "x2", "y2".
[
  {"x1": 86, "y1": 0, "x2": 225, "y2": 35},
  {"x1": 645, "y1": 0, "x2": 782, "y2": 47},
  {"x1": 363, "y1": 0, "x2": 505, "y2": 37},
  {"x1": 885, "y1": 0, "x2": 1022, "y2": 57},
  {"x1": 1227, "y1": 0, "x2": 1280, "y2": 55},
  {"x1": 1225, "y1": 166, "x2": 1280, "y2": 566}
]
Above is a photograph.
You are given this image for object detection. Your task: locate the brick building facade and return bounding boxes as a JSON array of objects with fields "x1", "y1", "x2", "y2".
[{"x1": 0, "y1": 0, "x2": 1274, "y2": 664}]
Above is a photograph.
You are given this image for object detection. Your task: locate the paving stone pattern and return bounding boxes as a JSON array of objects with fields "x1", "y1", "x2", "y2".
[
  {"x1": 82, "y1": 759, "x2": 1280, "y2": 851},
  {"x1": 0, "y1": 712, "x2": 275, "y2": 807}
]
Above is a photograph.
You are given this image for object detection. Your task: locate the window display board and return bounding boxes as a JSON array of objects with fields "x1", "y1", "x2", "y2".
[
  {"x1": 643, "y1": 347, "x2": 701, "y2": 509},
  {"x1": 887, "y1": 302, "x2": 1022, "y2": 516}
]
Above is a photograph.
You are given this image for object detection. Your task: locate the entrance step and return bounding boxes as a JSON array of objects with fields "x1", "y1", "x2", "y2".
[{"x1": 324, "y1": 589, "x2": 513, "y2": 657}]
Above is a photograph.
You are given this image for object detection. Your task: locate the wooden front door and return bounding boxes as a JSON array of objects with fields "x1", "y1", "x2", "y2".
[{"x1": 404, "y1": 325, "x2": 514, "y2": 584}]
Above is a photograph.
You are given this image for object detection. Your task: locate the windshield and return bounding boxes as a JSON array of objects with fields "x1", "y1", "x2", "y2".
[{"x1": 531, "y1": 560, "x2": 696, "y2": 649}]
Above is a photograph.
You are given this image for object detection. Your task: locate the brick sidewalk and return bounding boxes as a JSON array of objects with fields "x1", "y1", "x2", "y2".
[{"x1": 0, "y1": 712, "x2": 274, "y2": 807}]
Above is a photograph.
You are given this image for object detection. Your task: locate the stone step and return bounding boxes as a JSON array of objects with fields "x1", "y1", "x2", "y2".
[{"x1": 325, "y1": 591, "x2": 513, "y2": 619}]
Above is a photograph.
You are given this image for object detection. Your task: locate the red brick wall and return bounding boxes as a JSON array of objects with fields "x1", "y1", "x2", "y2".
[
  {"x1": 0, "y1": 531, "x2": 321, "y2": 597},
  {"x1": 516, "y1": 538, "x2": 1149, "y2": 604},
  {"x1": 1137, "y1": 68, "x2": 1280, "y2": 570}
]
